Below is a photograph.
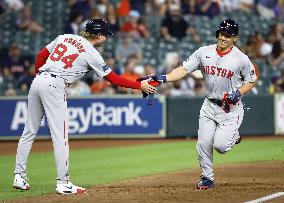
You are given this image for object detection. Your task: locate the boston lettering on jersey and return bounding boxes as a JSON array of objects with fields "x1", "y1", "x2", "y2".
[
  {"x1": 201, "y1": 65, "x2": 234, "y2": 80},
  {"x1": 63, "y1": 37, "x2": 86, "y2": 53}
]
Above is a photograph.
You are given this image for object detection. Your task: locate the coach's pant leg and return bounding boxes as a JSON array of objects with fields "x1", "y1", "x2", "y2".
[
  {"x1": 213, "y1": 104, "x2": 244, "y2": 154},
  {"x1": 15, "y1": 79, "x2": 44, "y2": 177},
  {"x1": 196, "y1": 107, "x2": 217, "y2": 181},
  {"x1": 40, "y1": 78, "x2": 69, "y2": 184}
]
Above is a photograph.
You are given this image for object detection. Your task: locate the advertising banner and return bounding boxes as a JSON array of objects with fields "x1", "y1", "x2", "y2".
[{"x1": 0, "y1": 95, "x2": 166, "y2": 139}]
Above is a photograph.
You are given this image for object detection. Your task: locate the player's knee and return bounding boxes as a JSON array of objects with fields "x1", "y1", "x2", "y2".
[{"x1": 213, "y1": 143, "x2": 229, "y2": 154}]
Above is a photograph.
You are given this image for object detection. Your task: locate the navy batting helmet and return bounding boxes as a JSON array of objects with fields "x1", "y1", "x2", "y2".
[
  {"x1": 85, "y1": 19, "x2": 113, "y2": 36},
  {"x1": 216, "y1": 19, "x2": 239, "y2": 38}
]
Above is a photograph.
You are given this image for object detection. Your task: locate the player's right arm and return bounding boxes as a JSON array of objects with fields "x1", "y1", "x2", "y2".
[
  {"x1": 165, "y1": 66, "x2": 189, "y2": 82},
  {"x1": 87, "y1": 52, "x2": 157, "y2": 94},
  {"x1": 138, "y1": 47, "x2": 202, "y2": 84},
  {"x1": 138, "y1": 65, "x2": 188, "y2": 85}
]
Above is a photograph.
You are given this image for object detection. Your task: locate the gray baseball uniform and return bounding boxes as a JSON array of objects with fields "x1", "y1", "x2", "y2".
[
  {"x1": 14, "y1": 34, "x2": 111, "y2": 184},
  {"x1": 183, "y1": 44, "x2": 257, "y2": 181}
]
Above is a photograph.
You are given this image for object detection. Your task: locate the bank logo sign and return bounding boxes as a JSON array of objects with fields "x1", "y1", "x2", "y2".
[{"x1": 0, "y1": 97, "x2": 166, "y2": 138}]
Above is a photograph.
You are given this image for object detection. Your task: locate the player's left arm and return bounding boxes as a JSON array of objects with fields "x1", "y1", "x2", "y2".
[
  {"x1": 238, "y1": 81, "x2": 257, "y2": 95},
  {"x1": 227, "y1": 57, "x2": 257, "y2": 104},
  {"x1": 227, "y1": 81, "x2": 257, "y2": 105},
  {"x1": 239, "y1": 57, "x2": 258, "y2": 95}
]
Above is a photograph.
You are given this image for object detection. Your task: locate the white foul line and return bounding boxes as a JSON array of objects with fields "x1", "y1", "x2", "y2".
[{"x1": 244, "y1": 192, "x2": 284, "y2": 203}]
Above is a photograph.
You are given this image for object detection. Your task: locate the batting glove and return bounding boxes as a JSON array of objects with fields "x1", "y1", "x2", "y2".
[
  {"x1": 137, "y1": 74, "x2": 167, "y2": 84},
  {"x1": 227, "y1": 89, "x2": 241, "y2": 104},
  {"x1": 136, "y1": 75, "x2": 152, "y2": 82},
  {"x1": 151, "y1": 75, "x2": 167, "y2": 84}
]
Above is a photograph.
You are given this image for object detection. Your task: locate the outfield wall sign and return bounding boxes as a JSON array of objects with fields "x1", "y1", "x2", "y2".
[
  {"x1": 275, "y1": 93, "x2": 284, "y2": 135},
  {"x1": 0, "y1": 96, "x2": 166, "y2": 139}
]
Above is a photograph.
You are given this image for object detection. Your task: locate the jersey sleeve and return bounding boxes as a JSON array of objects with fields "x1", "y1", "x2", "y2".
[
  {"x1": 182, "y1": 48, "x2": 202, "y2": 73},
  {"x1": 87, "y1": 53, "x2": 112, "y2": 78},
  {"x1": 241, "y1": 56, "x2": 257, "y2": 83},
  {"x1": 46, "y1": 36, "x2": 60, "y2": 53}
]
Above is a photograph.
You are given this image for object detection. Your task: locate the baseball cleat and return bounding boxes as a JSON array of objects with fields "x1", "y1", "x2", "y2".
[
  {"x1": 13, "y1": 174, "x2": 30, "y2": 190},
  {"x1": 56, "y1": 183, "x2": 86, "y2": 194},
  {"x1": 196, "y1": 176, "x2": 215, "y2": 190}
]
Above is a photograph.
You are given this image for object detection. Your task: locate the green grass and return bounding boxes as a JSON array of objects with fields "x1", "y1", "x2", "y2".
[{"x1": 0, "y1": 139, "x2": 283, "y2": 200}]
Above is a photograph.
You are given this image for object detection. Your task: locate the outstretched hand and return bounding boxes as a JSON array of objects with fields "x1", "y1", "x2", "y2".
[
  {"x1": 138, "y1": 75, "x2": 167, "y2": 105},
  {"x1": 140, "y1": 78, "x2": 157, "y2": 94},
  {"x1": 139, "y1": 78, "x2": 157, "y2": 106}
]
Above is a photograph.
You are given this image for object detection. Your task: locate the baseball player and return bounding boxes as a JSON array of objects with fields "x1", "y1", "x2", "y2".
[
  {"x1": 13, "y1": 19, "x2": 157, "y2": 194},
  {"x1": 139, "y1": 19, "x2": 257, "y2": 189}
]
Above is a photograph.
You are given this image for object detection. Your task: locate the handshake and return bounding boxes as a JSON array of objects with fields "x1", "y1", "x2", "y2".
[{"x1": 137, "y1": 74, "x2": 167, "y2": 105}]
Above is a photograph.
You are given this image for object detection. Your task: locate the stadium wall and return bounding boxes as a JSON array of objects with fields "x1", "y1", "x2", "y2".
[
  {"x1": 0, "y1": 94, "x2": 281, "y2": 140},
  {"x1": 167, "y1": 94, "x2": 275, "y2": 137}
]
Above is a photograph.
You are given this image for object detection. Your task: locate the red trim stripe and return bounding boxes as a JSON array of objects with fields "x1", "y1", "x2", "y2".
[
  {"x1": 64, "y1": 90, "x2": 67, "y2": 146},
  {"x1": 216, "y1": 46, "x2": 233, "y2": 57},
  {"x1": 64, "y1": 120, "x2": 66, "y2": 146}
]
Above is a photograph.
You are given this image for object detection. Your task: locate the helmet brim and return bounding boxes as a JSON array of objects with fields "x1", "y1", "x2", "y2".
[{"x1": 216, "y1": 28, "x2": 238, "y2": 38}]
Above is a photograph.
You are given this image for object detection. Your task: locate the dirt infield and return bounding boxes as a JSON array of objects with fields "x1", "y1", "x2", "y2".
[
  {"x1": 7, "y1": 161, "x2": 284, "y2": 203},
  {"x1": 3, "y1": 136, "x2": 284, "y2": 203}
]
